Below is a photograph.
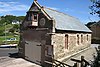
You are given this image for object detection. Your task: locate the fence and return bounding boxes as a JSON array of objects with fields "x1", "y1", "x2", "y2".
[{"x1": 44, "y1": 56, "x2": 91, "y2": 67}]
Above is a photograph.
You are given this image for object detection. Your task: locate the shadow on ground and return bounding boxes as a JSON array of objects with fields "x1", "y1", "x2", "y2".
[{"x1": 9, "y1": 53, "x2": 20, "y2": 58}]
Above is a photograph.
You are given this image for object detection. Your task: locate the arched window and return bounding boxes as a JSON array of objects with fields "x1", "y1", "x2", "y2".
[
  {"x1": 87, "y1": 35, "x2": 88, "y2": 41},
  {"x1": 65, "y1": 34, "x2": 68, "y2": 49},
  {"x1": 81, "y1": 35, "x2": 83, "y2": 43},
  {"x1": 77, "y1": 35, "x2": 79, "y2": 45},
  {"x1": 33, "y1": 13, "x2": 38, "y2": 22}
]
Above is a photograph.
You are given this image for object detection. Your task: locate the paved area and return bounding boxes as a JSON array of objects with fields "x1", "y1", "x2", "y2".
[
  {"x1": 0, "y1": 48, "x2": 18, "y2": 57},
  {"x1": 0, "y1": 44, "x2": 98, "y2": 67},
  {"x1": 0, "y1": 48, "x2": 41, "y2": 67},
  {"x1": 63, "y1": 44, "x2": 98, "y2": 66},
  {"x1": 0, "y1": 57, "x2": 41, "y2": 67}
]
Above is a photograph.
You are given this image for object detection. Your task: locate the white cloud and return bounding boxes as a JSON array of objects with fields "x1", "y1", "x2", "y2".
[{"x1": 0, "y1": 2, "x2": 29, "y2": 14}]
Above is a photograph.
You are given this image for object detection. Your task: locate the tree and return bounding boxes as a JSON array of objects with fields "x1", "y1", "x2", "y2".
[
  {"x1": 13, "y1": 24, "x2": 20, "y2": 29},
  {"x1": 0, "y1": 30, "x2": 4, "y2": 36},
  {"x1": 9, "y1": 28, "x2": 15, "y2": 33},
  {"x1": 85, "y1": 22, "x2": 96, "y2": 28},
  {"x1": 90, "y1": 0, "x2": 100, "y2": 17}
]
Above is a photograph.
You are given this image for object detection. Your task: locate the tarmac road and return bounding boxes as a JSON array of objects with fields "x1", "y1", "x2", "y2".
[
  {"x1": 0, "y1": 48, "x2": 18, "y2": 57},
  {"x1": 0, "y1": 48, "x2": 41, "y2": 67},
  {"x1": 0, "y1": 44, "x2": 99, "y2": 67}
]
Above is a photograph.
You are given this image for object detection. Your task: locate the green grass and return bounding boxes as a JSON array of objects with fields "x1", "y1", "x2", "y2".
[
  {"x1": 0, "y1": 24, "x2": 20, "y2": 45},
  {"x1": 0, "y1": 35, "x2": 19, "y2": 41},
  {"x1": 0, "y1": 35, "x2": 19, "y2": 45},
  {"x1": 0, "y1": 24, "x2": 13, "y2": 31}
]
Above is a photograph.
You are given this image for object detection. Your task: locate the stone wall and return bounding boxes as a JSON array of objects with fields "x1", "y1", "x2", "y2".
[
  {"x1": 51, "y1": 33, "x2": 91, "y2": 60},
  {"x1": 90, "y1": 25, "x2": 100, "y2": 39}
]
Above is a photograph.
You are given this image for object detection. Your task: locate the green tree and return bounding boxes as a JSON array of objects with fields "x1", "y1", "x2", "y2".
[
  {"x1": 85, "y1": 22, "x2": 96, "y2": 28},
  {"x1": 0, "y1": 30, "x2": 4, "y2": 36},
  {"x1": 9, "y1": 28, "x2": 15, "y2": 33},
  {"x1": 90, "y1": 0, "x2": 100, "y2": 17},
  {"x1": 16, "y1": 16, "x2": 25, "y2": 21},
  {"x1": 13, "y1": 24, "x2": 20, "y2": 29}
]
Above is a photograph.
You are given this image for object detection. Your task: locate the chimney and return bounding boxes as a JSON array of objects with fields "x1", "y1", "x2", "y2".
[{"x1": 41, "y1": 6, "x2": 44, "y2": 9}]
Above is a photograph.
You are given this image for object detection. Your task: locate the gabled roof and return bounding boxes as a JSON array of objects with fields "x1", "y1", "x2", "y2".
[
  {"x1": 44, "y1": 8, "x2": 91, "y2": 32},
  {"x1": 28, "y1": 0, "x2": 92, "y2": 32}
]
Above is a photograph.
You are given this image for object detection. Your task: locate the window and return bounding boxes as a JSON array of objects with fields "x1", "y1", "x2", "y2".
[
  {"x1": 77, "y1": 35, "x2": 79, "y2": 45},
  {"x1": 33, "y1": 14, "x2": 38, "y2": 22},
  {"x1": 27, "y1": 13, "x2": 38, "y2": 22},
  {"x1": 81, "y1": 35, "x2": 83, "y2": 43},
  {"x1": 65, "y1": 35, "x2": 68, "y2": 49},
  {"x1": 87, "y1": 35, "x2": 88, "y2": 41}
]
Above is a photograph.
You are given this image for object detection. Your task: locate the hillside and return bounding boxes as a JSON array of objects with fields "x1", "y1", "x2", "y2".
[{"x1": 0, "y1": 15, "x2": 25, "y2": 45}]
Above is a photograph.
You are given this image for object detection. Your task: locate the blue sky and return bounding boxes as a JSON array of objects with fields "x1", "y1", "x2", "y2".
[{"x1": 0, "y1": 0, "x2": 99, "y2": 24}]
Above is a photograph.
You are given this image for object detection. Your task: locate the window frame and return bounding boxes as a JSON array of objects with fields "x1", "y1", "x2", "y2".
[
  {"x1": 77, "y1": 35, "x2": 79, "y2": 45},
  {"x1": 65, "y1": 34, "x2": 68, "y2": 49}
]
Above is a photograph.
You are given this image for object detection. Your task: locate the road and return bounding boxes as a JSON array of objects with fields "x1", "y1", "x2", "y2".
[
  {"x1": 0, "y1": 44, "x2": 99, "y2": 67},
  {"x1": 0, "y1": 48, "x2": 18, "y2": 57},
  {"x1": 0, "y1": 48, "x2": 41, "y2": 67}
]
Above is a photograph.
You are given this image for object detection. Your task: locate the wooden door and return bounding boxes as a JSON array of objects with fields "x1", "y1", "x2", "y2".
[{"x1": 23, "y1": 30, "x2": 46, "y2": 65}]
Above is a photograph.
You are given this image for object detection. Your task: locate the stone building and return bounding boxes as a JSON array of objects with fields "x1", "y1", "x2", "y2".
[
  {"x1": 90, "y1": 21, "x2": 100, "y2": 39},
  {"x1": 90, "y1": 21, "x2": 100, "y2": 43},
  {"x1": 19, "y1": 0, "x2": 92, "y2": 66}
]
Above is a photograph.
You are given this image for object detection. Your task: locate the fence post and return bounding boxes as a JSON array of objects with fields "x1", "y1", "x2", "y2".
[{"x1": 81, "y1": 56, "x2": 84, "y2": 67}]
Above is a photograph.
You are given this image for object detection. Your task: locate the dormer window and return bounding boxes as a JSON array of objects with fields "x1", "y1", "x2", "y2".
[
  {"x1": 27, "y1": 12, "x2": 38, "y2": 21},
  {"x1": 34, "y1": 14, "x2": 38, "y2": 22},
  {"x1": 27, "y1": 11, "x2": 38, "y2": 26}
]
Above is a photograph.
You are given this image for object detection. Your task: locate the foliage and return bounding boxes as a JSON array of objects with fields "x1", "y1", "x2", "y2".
[
  {"x1": 0, "y1": 35, "x2": 19, "y2": 45},
  {"x1": 0, "y1": 15, "x2": 25, "y2": 25},
  {"x1": 90, "y1": 0, "x2": 100, "y2": 17},
  {"x1": 91, "y1": 45, "x2": 100, "y2": 67},
  {"x1": 13, "y1": 24, "x2": 20, "y2": 29},
  {"x1": 0, "y1": 30, "x2": 4, "y2": 36},
  {"x1": 9, "y1": 28, "x2": 15, "y2": 33},
  {"x1": 85, "y1": 20, "x2": 100, "y2": 28},
  {"x1": 85, "y1": 22, "x2": 96, "y2": 28},
  {"x1": 0, "y1": 15, "x2": 24, "y2": 44},
  {"x1": 16, "y1": 16, "x2": 25, "y2": 22}
]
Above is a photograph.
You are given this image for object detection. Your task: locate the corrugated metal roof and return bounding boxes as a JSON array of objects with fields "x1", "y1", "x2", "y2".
[{"x1": 44, "y1": 8, "x2": 92, "y2": 32}]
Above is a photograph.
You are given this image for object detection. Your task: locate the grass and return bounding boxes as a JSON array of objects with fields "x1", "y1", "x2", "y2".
[
  {"x1": 0, "y1": 35, "x2": 19, "y2": 45},
  {"x1": 0, "y1": 24, "x2": 20, "y2": 45},
  {"x1": 0, "y1": 24, "x2": 13, "y2": 31}
]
